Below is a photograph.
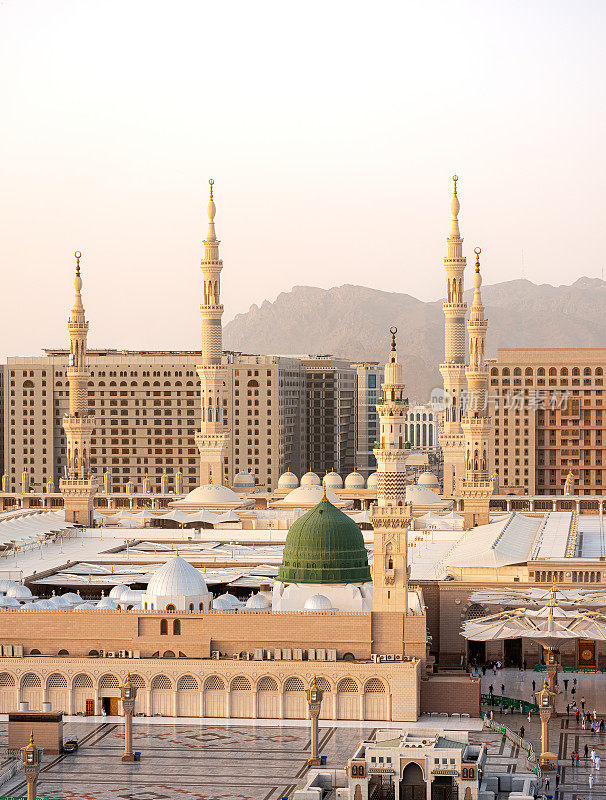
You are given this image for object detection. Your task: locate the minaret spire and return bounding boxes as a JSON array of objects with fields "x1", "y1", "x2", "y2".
[
  {"x1": 439, "y1": 174, "x2": 468, "y2": 495},
  {"x1": 370, "y1": 327, "x2": 412, "y2": 614},
  {"x1": 460, "y1": 246, "x2": 494, "y2": 527},
  {"x1": 60, "y1": 251, "x2": 98, "y2": 525},
  {"x1": 195, "y1": 179, "x2": 231, "y2": 485}
]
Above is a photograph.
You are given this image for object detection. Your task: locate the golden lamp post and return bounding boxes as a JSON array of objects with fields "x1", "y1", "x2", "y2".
[
  {"x1": 20, "y1": 730, "x2": 43, "y2": 800},
  {"x1": 120, "y1": 673, "x2": 137, "y2": 762},
  {"x1": 537, "y1": 678, "x2": 557, "y2": 771},
  {"x1": 306, "y1": 676, "x2": 324, "y2": 766}
]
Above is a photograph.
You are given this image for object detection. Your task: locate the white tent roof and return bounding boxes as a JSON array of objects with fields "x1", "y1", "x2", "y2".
[{"x1": 445, "y1": 512, "x2": 541, "y2": 569}]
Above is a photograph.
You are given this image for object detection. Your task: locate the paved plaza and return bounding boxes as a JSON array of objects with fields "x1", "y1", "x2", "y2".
[{"x1": 0, "y1": 669, "x2": 603, "y2": 799}]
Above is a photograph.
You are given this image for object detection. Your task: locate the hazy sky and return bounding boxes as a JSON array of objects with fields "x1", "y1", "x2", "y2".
[{"x1": 1, "y1": 0, "x2": 605, "y2": 359}]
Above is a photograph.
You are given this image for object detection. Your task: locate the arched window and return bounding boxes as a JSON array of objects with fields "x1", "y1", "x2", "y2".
[
  {"x1": 160, "y1": 619, "x2": 168, "y2": 635},
  {"x1": 173, "y1": 619, "x2": 181, "y2": 635},
  {"x1": 538, "y1": 368, "x2": 545, "y2": 376},
  {"x1": 166, "y1": 604, "x2": 176, "y2": 612},
  {"x1": 189, "y1": 603, "x2": 194, "y2": 612}
]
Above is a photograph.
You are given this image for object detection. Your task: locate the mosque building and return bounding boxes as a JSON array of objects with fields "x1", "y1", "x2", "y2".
[{"x1": 0, "y1": 180, "x2": 489, "y2": 725}]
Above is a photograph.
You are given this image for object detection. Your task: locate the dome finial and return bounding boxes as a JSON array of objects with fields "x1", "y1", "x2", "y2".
[
  {"x1": 474, "y1": 246, "x2": 481, "y2": 273},
  {"x1": 321, "y1": 483, "x2": 327, "y2": 502},
  {"x1": 207, "y1": 178, "x2": 216, "y2": 224}
]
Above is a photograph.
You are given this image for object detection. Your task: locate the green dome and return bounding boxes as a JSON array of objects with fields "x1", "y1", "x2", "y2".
[{"x1": 278, "y1": 498, "x2": 371, "y2": 585}]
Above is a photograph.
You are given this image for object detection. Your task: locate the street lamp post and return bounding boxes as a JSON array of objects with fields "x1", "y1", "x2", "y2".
[
  {"x1": 537, "y1": 679, "x2": 557, "y2": 771},
  {"x1": 120, "y1": 673, "x2": 137, "y2": 762},
  {"x1": 20, "y1": 730, "x2": 43, "y2": 800},
  {"x1": 306, "y1": 676, "x2": 324, "y2": 766}
]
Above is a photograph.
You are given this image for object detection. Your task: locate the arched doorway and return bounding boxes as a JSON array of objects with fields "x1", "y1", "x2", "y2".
[
  {"x1": 256, "y1": 677, "x2": 279, "y2": 719},
  {"x1": 283, "y1": 677, "x2": 306, "y2": 719},
  {"x1": 203, "y1": 676, "x2": 227, "y2": 717},
  {"x1": 400, "y1": 762, "x2": 425, "y2": 800}
]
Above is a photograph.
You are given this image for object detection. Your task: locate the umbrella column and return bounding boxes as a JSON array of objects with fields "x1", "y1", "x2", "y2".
[{"x1": 537, "y1": 679, "x2": 557, "y2": 771}]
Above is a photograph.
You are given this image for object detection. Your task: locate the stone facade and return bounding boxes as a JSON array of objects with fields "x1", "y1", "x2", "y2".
[
  {"x1": 488, "y1": 347, "x2": 606, "y2": 496},
  {"x1": 3, "y1": 352, "x2": 306, "y2": 494}
]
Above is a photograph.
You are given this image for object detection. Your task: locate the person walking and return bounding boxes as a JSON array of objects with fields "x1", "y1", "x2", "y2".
[
  {"x1": 585, "y1": 743, "x2": 590, "y2": 759},
  {"x1": 591, "y1": 747, "x2": 596, "y2": 763},
  {"x1": 567, "y1": 703, "x2": 570, "y2": 717},
  {"x1": 501, "y1": 683, "x2": 505, "y2": 695},
  {"x1": 545, "y1": 777, "x2": 550, "y2": 792},
  {"x1": 564, "y1": 678, "x2": 569, "y2": 691},
  {"x1": 532, "y1": 678, "x2": 536, "y2": 692},
  {"x1": 577, "y1": 708, "x2": 581, "y2": 724},
  {"x1": 582, "y1": 696, "x2": 586, "y2": 711},
  {"x1": 594, "y1": 709, "x2": 598, "y2": 721},
  {"x1": 600, "y1": 718, "x2": 605, "y2": 733},
  {"x1": 523, "y1": 658, "x2": 527, "y2": 670},
  {"x1": 596, "y1": 755, "x2": 601, "y2": 770},
  {"x1": 520, "y1": 725, "x2": 525, "y2": 739},
  {"x1": 589, "y1": 773, "x2": 594, "y2": 790}
]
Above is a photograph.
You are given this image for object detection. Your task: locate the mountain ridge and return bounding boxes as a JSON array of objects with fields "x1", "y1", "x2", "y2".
[{"x1": 224, "y1": 278, "x2": 606, "y2": 400}]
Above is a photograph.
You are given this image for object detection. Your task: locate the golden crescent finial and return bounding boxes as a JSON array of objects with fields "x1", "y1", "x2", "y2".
[
  {"x1": 452, "y1": 174, "x2": 458, "y2": 196},
  {"x1": 209, "y1": 178, "x2": 214, "y2": 200},
  {"x1": 474, "y1": 246, "x2": 481, "y2": 272},
  {"x1": 74, "y1": 250, "x2": 81, "y2": 275},
  {"x1": 390, "y1": 326, "x2": 397, "y2": 350}
]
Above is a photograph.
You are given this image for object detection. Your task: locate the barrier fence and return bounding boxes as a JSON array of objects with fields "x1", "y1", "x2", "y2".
[
  {"x1": 482, "y1": 712, "x2": 539, "y2": 775},
  {"x1": 481, "y1": 693, "x2": 539, "y2": 715}
]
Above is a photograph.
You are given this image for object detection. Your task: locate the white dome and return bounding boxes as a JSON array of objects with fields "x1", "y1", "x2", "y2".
[
  {"x1": 246, "y1": 593, "x2": 271, "y2": 609},
  {"x1": 119, "y1": 589, "x2": 144, "y2": 605},
  {"x1": 96, "y1": 597, "x2": 119, "y2": 610},
  {"x1": 49, "y1": 595, "x2": 71, "y2": 609},
  {"x1": 233, "y1": 471, "x2": 255, "y2": 489},
  {"x1": 0, "y1": 597, "x2": 21, "y2": 608},
  {"x1": 276, "y1": 484, "x2": 341, "y2": 507},
  {"x1": 406, "y1": 485, "x2": 445, "y2": 505},
  {"x1": 417, "y1": 471, "x2": 439, "y2": 487},
  {"x1": 344, "y1": 471, "x2": 366, "y2": 489},
  {"x1": 323, "y1": 472, "x2": 343, "y2": 489},
  {"x1": 74, "y1": 603, "x2": 97, "y2": 612},
  {"x1": 366, "y1": 472, "x2": 378, "y2": 488},
  {"x1": 304, "y1": 594, "x2": 332, "y2": 611},
  {"x1": 212, "y1": 595, "x2": 234, "y2": 610},
  {"x1": 61, "y1": 592, "x2": 84, "y2": 605},
  {"x1": 0, "y1": 580, "x2": 18, "y2": 594},
  {"x1": 176, "y1": 483, "x2": 241, "y2": 505},
  {"x1": 32, "y1": 599, "x2": 55, "y2": 610},
  {"x1": 7, "y1": 584, "x2": 32, "y2": 600},
  {"x1": 146, "y1": 556, "x2": 209, "y2": 598},
  {"x1": 300, "y1": 472, "x2": 320, "y2": 486},
  {"x1": 222, "y1": 593, "x2": 241, "y2": 607},
  {"x1": 109, "y1": 584, "x2": 129, "y2": 600},
  {"x1": 278, "y1": 471, "x2": 299, "y2": 489}
]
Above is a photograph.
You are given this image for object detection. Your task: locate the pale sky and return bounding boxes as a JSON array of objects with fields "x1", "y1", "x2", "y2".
[{"x1": 1, "y1": 0, "x2": 605, "y2": 359}]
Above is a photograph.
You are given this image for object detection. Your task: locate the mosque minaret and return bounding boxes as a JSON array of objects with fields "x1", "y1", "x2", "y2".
[
  {"x1": 60, "y1": 251, "x2": 98, "y2": 525},
  {"x1": 439, "y1": 175, "x2": 468, "y2": 495},
  {"x1": 370, "y1": 329, "x2": 412, "y2": 614},
  {"x1": 195, "y1": 179, "x2": 230, "y2": 485},
  {"x1": 459, "y1": 247, "x2": 494, "y2": 527}
]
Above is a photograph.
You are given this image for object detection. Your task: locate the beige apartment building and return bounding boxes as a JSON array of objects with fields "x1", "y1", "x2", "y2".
[
  {"x1": 3, "y1": 350, "x2": 306, "y2": 494},
  {"x1": 488, "y1": 348, "x2": 606, "y2": 496}
]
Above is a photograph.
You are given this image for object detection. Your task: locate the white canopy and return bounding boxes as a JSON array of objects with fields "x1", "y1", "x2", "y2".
[{"x1": 445, "y1": 512, "x2": 541, "y2": 569}]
